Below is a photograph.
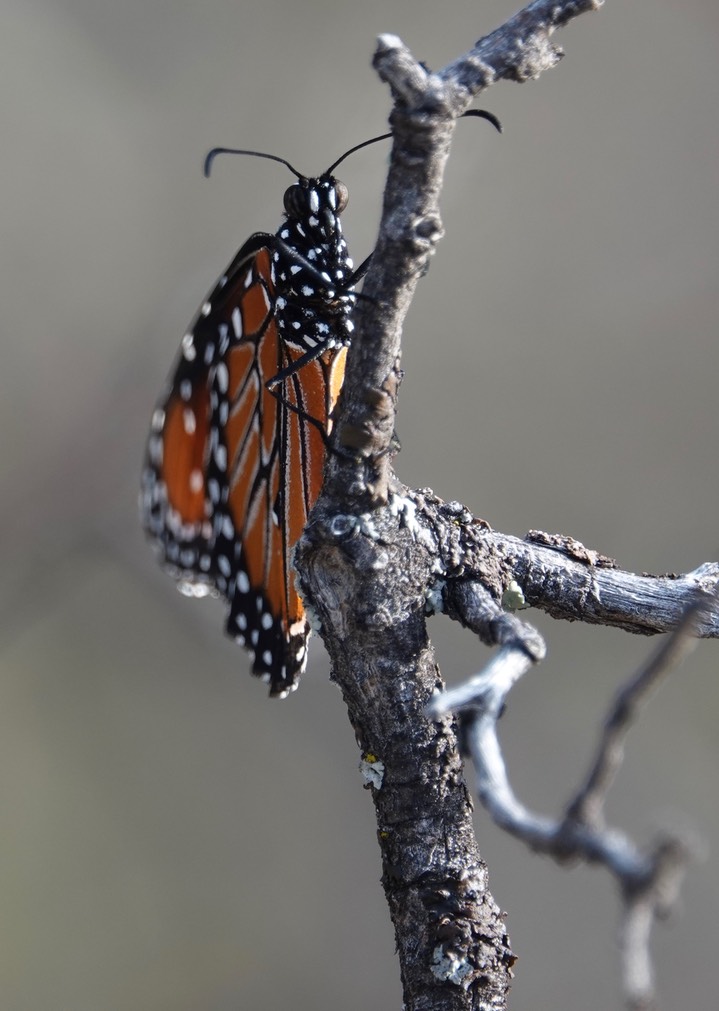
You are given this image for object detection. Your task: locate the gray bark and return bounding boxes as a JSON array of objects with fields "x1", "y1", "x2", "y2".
[{"x1": 293, "y1": 3, "x2": 718, "y2": 1008}]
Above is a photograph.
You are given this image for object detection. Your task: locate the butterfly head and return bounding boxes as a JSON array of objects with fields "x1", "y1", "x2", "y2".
[{"x1": 282, "y1": 175, "x2": 349, "y2": 241}]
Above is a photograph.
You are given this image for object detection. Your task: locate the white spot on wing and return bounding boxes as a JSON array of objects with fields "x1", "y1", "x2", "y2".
[
  {"x1": 178, "y1": 580, "x2": 212, "y2": 599},
  {"x1": 214, "y1": 443, "x2": 227, "y2": 471},
  {"x1": 215, "y1": 362, "x2": 229, "y2": 394},
  {"x1": 182, "y1": 334, "x2": 196, "y2": 360}
]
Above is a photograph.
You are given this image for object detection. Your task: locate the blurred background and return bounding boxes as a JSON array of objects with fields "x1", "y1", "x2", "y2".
[{"x1": 2, "y1": 1, "x2": 718, "y2": 1008}]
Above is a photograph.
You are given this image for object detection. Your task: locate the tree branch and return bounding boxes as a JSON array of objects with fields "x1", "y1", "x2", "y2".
[
  {"x1": 292, "y1": 2, "x2": 718, "y2": 1009},
  {"x1": 445, "y1": 519, "x2": 719, "y2": 637}
]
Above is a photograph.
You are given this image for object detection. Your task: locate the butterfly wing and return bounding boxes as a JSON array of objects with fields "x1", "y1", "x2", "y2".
[
  {"x1": 141, "y1": 239, "x2": 346, "y2": 697},
  {"x1": 140, "y1": 250, "x2": 246, "y2": 594}
]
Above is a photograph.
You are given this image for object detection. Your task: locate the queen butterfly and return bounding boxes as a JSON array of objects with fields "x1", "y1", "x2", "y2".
[
  {"x1": 141, "y1": 136, "x2": 392, "y2": 697},
  {"x1": 141, "y1": 113, "x2": 500, "y2": 699}
]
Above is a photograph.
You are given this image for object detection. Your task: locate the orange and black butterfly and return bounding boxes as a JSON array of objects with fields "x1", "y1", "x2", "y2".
[{"x1": 140, "y1": 137, "x2": 389, "y2": 698}]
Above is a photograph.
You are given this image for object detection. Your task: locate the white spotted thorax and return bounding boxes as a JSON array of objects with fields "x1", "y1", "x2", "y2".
[
  {"x1": 140, "y1": 160, "x2": 360, "y2": 698},
  {"x1": 272, "y1": 175, "x2": 355, "y2": 352}
]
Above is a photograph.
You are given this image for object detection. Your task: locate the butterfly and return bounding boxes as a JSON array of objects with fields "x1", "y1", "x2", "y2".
[
  {"x1": 141, "y1": 112, "x2": 501, "y2": 699},
  {"x1": 140, "y1": 136, "x2": 390, "y2": 698}
]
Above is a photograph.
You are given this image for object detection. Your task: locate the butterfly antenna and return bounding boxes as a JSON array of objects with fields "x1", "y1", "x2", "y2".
[
  {"x1": 205, "y1": 111, "x2": 498, "y2": 182},
  {"x1": 461, "y1": 109, "x2": 502, "y2": 133},
  {"x1": 204, "y1": 148, "x2": 304, "y2": 180},
  {"x1": 326, "y1": 132, "x2": 393, "y2": 175},
  {"x1": 326, "y1": 112, "x2": 499, "y2": 176}
]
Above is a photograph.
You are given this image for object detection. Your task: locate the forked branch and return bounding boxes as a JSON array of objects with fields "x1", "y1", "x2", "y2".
[{"x1": 429, "y1": 588, "x2": 715, "y2": 1009}]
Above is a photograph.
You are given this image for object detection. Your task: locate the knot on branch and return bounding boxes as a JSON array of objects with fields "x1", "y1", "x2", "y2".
[
  {"x1": 420, "y1": 869, "x2": 516, "y2": 988},
  {"x1": 411, "y1": 212, "x2": 444, "y2": 247},
  {"x1": 374, "y1": 34, "x2": 446, "y2": 110},
  {"x1": 507, "y1": 32, "x2": 564, "y2": 81}
]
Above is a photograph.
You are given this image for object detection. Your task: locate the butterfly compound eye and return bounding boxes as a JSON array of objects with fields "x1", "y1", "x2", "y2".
[
  {"x1": 333, "y1": 181, "x2": 349, "y2": 213},
  {"x1": 283, "y1": 184, "x2": 306, "y2": 219}
]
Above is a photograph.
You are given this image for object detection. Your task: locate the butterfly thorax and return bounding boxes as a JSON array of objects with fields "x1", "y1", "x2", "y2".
[{"x1": 272, "y1": 175, "x2": 356, "y2": 354}]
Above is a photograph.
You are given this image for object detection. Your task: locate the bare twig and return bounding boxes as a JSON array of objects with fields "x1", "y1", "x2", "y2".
[
  {"x1": 566, "y1": 594, "x2": 711, "y2": 827},
  {"x1": 432, "y1": 589, "x2": 715, "y2": 1009}
]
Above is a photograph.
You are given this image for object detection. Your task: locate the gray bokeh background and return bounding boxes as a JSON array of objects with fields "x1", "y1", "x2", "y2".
[{"x1": 2, "y1": 1, "x2": 718, "y2": 1008}]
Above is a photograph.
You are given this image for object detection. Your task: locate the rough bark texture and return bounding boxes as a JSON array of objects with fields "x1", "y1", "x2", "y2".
[{"x1": 299, "y1": 504, "x2": 515, "y2": 1009}]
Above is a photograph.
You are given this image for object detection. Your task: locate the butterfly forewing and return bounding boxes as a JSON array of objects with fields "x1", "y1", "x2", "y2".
[{"x1": 141, "y1": 171, "x2": 356, "y2": 697}]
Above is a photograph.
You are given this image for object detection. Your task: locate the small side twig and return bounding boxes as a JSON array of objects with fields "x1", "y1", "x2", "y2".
[
  {"x1": 429, "y1": 590, "x2": 714, "y2": 1010},
  {"x1": 566, "y1": 594, "x2": 710, "y2": 827}
]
